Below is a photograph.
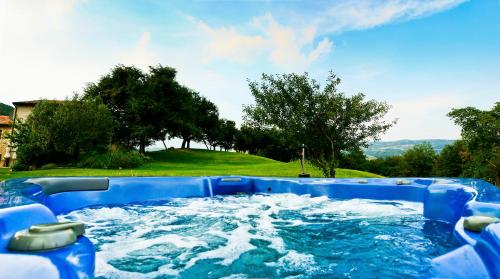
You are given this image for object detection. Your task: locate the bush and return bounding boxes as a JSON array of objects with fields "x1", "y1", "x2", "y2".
[
  {"x1": 12, "y1": 162, "x2": 30, "y2": 171},
  {"x1": 10, "y1": 96, "x2": 114, "y2": 168},
  {"x1": 40, "y1": 163, "x2": 57, "y2": 170},
  {"x1": 78, "y1": 150, "x2": 147, "y2": 169},
  {"x1": 400, "y1": 142, "x2": 436, "y2": 177}
]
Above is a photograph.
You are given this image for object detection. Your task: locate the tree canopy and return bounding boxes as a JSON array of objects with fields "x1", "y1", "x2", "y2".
[
  {"x1": 84, "y1": 65, "x2": 221, "y2": 153},
  {"x1": 400, "y1": 142, "x2": 436, "y2": 177},
  {"x1": 448, "y1": 102, "x2": 500, "y2": 185},
  {"x1": 244, "y1": 72, "x2": 395, "y2": 177}
]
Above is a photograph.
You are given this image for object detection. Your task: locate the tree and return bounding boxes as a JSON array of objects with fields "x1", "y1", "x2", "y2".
[
  {"x1": 339, "y1": 147, "x2": 368, "y2": 171},
  {"x1": 217, "y1": 119, "x2": 237, "y2": 151},
  {"x1": 448, "y1": 103, "x2": 500, "y2": 185},
  {"x1": 400, "y1": 142, "x2": 436, "y2": 177},
  {"x1": 364, "y1": 156, "x2": 405, "y2": 177},
  {"x1": 235, "y1": 126, "x2": 299, "y2": 162},
  {"x1": 244, "y1": 72, "x2": 394, "y2": 177},
  {"x1": 85, "y1": 65, "x2": 184, "y2": 154},
  {"x1": 10, "y1": 97, "x2": 114, "y2": 167},
  {"x1": 84, "y1": 65, "x2": 145, "y2": 150},
  {"x1": 433, "y1": 140, "x2": 466, "y2": 177},
  {"x1": 194, "y1": 95, "x2": 220, "y2": 148},
  {"x1": 172, "y1": 90, "x2": 219, "y2": 149}
]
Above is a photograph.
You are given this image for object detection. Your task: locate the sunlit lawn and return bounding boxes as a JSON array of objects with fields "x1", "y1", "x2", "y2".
[{"x1": 0, "y1": 149, "x2": 382, "y2": 181}]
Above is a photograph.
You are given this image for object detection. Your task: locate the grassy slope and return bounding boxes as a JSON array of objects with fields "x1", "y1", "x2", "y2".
[{"x1": 0, "y1": 149, "x2": 382, "y2": 181}]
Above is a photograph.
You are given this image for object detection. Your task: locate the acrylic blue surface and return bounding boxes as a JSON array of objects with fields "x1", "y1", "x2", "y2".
[{"x1": 0, "y1": 176, "x2": 499, "y2": 278}]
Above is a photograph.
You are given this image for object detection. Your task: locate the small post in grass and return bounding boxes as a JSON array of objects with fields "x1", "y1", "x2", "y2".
[{"x1": 299, "y1": 144, "x2": 310, "y2": 178}]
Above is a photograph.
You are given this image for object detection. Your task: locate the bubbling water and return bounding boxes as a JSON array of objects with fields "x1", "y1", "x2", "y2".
[{"x1": 59, "y1": 194, "x2": 457, "y2": 278}]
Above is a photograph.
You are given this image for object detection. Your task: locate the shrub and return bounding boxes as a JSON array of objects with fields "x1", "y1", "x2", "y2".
[
  {"x1": 12, "y1": 162, "x2": 30, "y2": 171},
  {"x1": 78, "y1": 150, "x2": 147, "y2": 169},
  {"x1": 10, "y1": 96, "x2": 114, "y2": 168},
  {"x1": 40, "y1": 163, "x2": 57, "y2": 170}
]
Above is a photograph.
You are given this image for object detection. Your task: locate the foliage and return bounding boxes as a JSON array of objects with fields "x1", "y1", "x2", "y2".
[
  {"x1": 77, "y1": 150, "x2": 147, "y2": 169},
  {"x1": 244, "y1": 71, "x2": 395, "y2": 177},
  {"x1": 0, "y1": 102, "x2": 14, "y2": 116},
  {"x1": 202, "y1": 119, "x2": 238, "y2": 152},
  {"x1": 170, "y1": 89, "x2": 220, "y2": 149},
  {"x1": 433, "y1": 140, "x2": 466, "y2": 177},
  {"x1": 338, "y1": 148, "x2": 368, "y2": 171},
  {"x1": 11, "y1": 161, "x2": 30, "y2": 171},
  {"x1": 84, "y1": 65, "x2": 188, "y2": 154},
  {"x1": 216, "y1": 119, "x2": 238, "y2": 151},
  {"x1": 235, "y1": 126, "x2": 299, "y2": 162},
  {"x1": 363, "y1": 156, "x2": 405, "y2": 177},
  {"x1": 10, "y1": 97, "x2": 114, "y2": 168},
  {"x1": 448, "y1": 103, "x2": 500, "y2": 185},
  {"x1": 84, "y1": 64, "x2": 226, "y2": 153},
  {"x1": 361, "y1": 143, "x2": 437, "y2": 177},
  {"x1": 400, "y1": 142, "x2": 436, "y2": 177}
]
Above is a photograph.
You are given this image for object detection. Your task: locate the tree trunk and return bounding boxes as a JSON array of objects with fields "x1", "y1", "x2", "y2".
[
  {"x1": 328, "y1": 137, "x2": 336, "y2": 178},
  {"x1": 139, "y1": 136, "x2": 146, "y2": 155},
  {"x1": 187, "y1": 139, "x2": 191, "y2": 149},
  {"x1": 496, "y1": 168, "x2": 499, "y2": 187},
  {"x1": 329, "y1": 166, "x2": 336, "y2": 178},
  {"x1": 162, "y1": 140, "x2": 168, "y2": 150},
  {"x1": 181, "y1": 139, "x2": 186, "y2": 149}
]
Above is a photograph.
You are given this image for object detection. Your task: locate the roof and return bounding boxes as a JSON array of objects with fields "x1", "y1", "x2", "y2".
[
  {"x1": 12, "y1": 99, "x2": 64, "y2": 107},
  {"x1": 0, "y1": 115, "x2": 11, "y2": 126},
  {"x1": 12, "y1": 100, "x2": 41, "y2": 106}
]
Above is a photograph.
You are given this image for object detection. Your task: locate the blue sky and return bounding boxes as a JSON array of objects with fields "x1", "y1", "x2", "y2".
[{"x1": 1, "y1": 0, "x2": 499, "y2": 143}]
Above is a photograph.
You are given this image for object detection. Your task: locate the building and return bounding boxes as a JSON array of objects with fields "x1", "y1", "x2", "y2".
[
  {"x1": 0, "y1": 100, "x2": 64, "y2": 167},
  {"x1": 0, "y1": 116, "x2": 12, "y2": 167},
  {"x1": 12, "y1": 100, "x2": 39, "y2": 123},
  {"x1": 0, "y1": 100, "x2": 45, "y2": 167}
]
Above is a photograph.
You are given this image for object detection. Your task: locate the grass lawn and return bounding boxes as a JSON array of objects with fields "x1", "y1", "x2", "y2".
[{"x1": 0, "y1": 149, "x2": 382, "y2": 181}]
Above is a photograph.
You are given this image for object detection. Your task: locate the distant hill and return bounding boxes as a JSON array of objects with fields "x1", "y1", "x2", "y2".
[
  {"x1": 364, "y1": 139, "x2": 456, "y2": 158},
  {"x1": 0, "y1": 102, "x2": 13, "y2": 117}
]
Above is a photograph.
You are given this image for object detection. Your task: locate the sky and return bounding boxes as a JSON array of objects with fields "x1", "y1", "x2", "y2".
[{"x1": 0, "y1": 0, "x2": 499, "y2": 145}]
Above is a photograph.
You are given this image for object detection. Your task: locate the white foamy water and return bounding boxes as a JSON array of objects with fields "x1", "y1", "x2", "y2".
[{"x1": 59, "y1": 194, "x2": 455, "y2": 278}]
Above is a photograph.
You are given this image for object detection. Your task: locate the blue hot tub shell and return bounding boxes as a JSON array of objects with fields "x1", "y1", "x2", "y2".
[{"x1": 0, "y1": 176, "x2": 499, "y2": 278}]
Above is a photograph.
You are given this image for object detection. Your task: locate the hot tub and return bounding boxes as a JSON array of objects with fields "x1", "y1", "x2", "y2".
[{"x1": 0, "y1": 177, "x2": 499, "y2": 278}]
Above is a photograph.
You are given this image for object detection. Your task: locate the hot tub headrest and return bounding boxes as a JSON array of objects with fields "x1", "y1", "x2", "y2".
[{"x1": 25, "y1": 177, "x2": 109, "y2": 195}]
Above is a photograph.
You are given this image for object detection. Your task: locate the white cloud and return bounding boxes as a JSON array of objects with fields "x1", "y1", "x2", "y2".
[
  {"x1": 308, "y1": 38, "x2": 334, "y2": 63},
  {"x1": 261, "y1": 14, "x2": 333, "y2": 71},
  {"x1": 316, "y1": 0, "x2": 468, "y2": 34},
  {"x1": 187, "y1": 0, "x2": 466, "y2": 71},
  {"x1": 122, "y1": 32, "x2": 156, "y2": 70},
  {"x1": 189, "y1": 13, "x2": 333, "y2": 71},
  {"x1": 187, "y1": 16, "x2": 267, "y2": 63}
]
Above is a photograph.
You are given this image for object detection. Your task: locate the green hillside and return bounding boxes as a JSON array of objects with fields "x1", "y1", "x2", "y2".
[
  {"x1": 0, "y1": 102, "x2": 13, "y2": 117},
  {"x1": 0, "y1": 149, "x2": 382, "y2": 181}
]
